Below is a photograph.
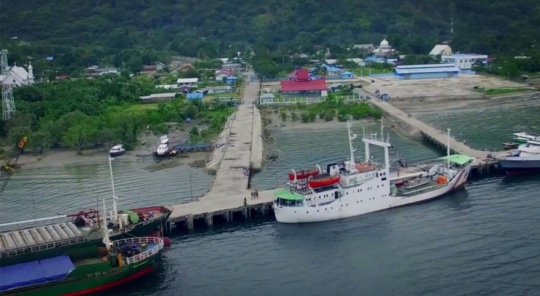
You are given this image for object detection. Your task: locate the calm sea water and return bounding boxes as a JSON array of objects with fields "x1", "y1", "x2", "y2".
[{"x1": 2, "y1": 102, "x2": 540, "y2": 296}]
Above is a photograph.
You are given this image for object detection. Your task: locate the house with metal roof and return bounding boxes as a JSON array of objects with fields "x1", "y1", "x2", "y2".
[
  {"x1": 441, "y1": 54, "x2": 488, "y2": 70},
  {"x1": 280, "y1": 69, "x2": 328, "y2": 98},
  {"x1": 394, "y1": 64, "x2": 460, "y2": 80},
  {"x1": 139, "y1": 92, "x2": 179, "y2": 102},
  {"x1": 176, "y1": 78, "x2": 199, "y2": 87}
]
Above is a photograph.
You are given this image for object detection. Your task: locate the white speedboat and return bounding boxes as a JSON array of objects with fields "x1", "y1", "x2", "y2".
[
  {"x1": 512, "y1": 132, "x2": 540, "y2": 144},
  {"x1": 160, "y1": 135, "x2": 169, "y2": 144},
  {"x1": 498, "y1": 140, "x2": 540, "y2": 175},
  {"x1": 109, "y1": 144, "x2": 126, "y2": 157},
  {"x1": 156, "y1": 144, "x2": 169, "y2": 156},
  {"x1": 272, "y1": 121, "x2": 474, "y2": 224}
]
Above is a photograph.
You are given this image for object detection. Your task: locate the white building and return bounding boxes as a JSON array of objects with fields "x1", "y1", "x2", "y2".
[
  {"x1": 372, "y1": 39, "x2": 395, "y2": 57},
  {"x1": 429, "y1": 45, "x2": 453, "y2": 56},
  {"x1": 176, "y1": 78, "x2": 198, "y2": 87},
  {"x1": 441, "y1": 54, "x2": 488, "y2": 70},
  {"x1": 0, "y1": 62, "x2": 34, "y2": 87}
]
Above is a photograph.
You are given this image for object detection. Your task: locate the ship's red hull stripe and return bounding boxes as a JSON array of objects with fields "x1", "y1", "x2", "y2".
[{"x1": 61, "y1": 266, "x2": 153, "y2": 296}]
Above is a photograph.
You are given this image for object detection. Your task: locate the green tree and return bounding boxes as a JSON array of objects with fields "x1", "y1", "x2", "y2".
[
  {"x1": 27, "y1": 130, "x2": 53, "y2": 154},
  {"x1": 62, "y1": 121, "x2": 98, "y2": 153}
]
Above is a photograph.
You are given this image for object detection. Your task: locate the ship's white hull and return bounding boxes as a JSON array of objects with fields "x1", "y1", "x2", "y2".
[{"x1": 274, "y1": 165, "x2": 471, "y2": 224}]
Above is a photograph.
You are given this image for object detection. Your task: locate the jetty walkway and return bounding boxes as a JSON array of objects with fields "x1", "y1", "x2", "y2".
[
  {"x1": 369, "y1": 99, "x2": 512, "y2": 163},
  {"x1": 170, "y1": 72, "x2": 269, "y2": 229}
]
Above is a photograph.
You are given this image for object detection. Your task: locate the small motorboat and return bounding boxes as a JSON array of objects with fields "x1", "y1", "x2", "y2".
[
  {"x1": 308, "y1": 175, "x2": 340, "y2": 188},
  {"x1": 288, "y1": 168, "x2": 320, "y2": 181},
  {"x1": 156, "y1": 144, "x2": 169, "y2": 156},
  {"x1": 109, "y1": 144, "x2": 126, "y2": 157},
  {"x1": 160, "y1": 135, "x2": 169, "y2": 144}
]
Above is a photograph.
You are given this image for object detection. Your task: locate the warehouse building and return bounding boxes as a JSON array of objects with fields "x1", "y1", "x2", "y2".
[{"x1": 393, "y1": 64, "x2": 460, "y2": 80}]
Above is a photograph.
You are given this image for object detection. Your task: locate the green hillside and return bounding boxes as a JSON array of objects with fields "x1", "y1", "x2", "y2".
[{"x1": 1, "y1": 0, "x2": 539, "y2": 56}]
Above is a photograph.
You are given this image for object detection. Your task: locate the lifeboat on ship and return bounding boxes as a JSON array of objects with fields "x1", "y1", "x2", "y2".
[
  {"x1": 355, "y1": 163, "x2": 376, "y2": 172},
  {"x1": 288, "y1": 167, "x2": 321, "y2": 181},
  {"x1": 308, "y1": 175, "x2": 341, "y2": 188}
]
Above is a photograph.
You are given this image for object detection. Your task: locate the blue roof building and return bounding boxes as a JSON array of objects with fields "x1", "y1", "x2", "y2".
[
  {"x1": 187, "y1": 92, "x2": 204, "y2": 100},
  {"x1": 225, "y1": 76, "x2": 238, "y2": 84},
  {"x1": 322, "y1": 64, "x2": 341, "y2": 74},
  {"x1": 394, "y1": 64, "x2": 460, "y2": 80},
  {"x1": 340, "y1": 71, "x2": 354, "y2": 79}
]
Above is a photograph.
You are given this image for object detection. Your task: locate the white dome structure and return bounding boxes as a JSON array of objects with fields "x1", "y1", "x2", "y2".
[{"x1": 380, "y1": 38, "x2": 390, "y2": 48}]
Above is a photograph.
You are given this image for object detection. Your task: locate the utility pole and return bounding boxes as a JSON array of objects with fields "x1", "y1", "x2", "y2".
[{"x1": 1, "y1": 49, "x2": 16, "y2": 121}]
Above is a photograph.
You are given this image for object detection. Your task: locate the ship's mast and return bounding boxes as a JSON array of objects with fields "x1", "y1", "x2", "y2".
[
  {"x1": 102, "y1": 198, "x2": 111, "y2": 250},
  {"x1": 362, "y1": 127, "x2": 369, "y2": 162},
  {"x1": 447, "y1": 128, "x2": 451, "y2": 169},
  {"x1": 347, "y1": 120, "x2": 357, "y2": 166},
  {"x1": 108, "y1": 156, "x2": 118, "y2": 221},
  {"x1": 380, "y1": 118, "x2": 384, "y2": 142}
]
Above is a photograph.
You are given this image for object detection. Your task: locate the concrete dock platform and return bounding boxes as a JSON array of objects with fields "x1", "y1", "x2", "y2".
[
  {"x1": 251, "y1": 105, "x2": 263, "y2": 171},
  {"x1": 166, "y1": 74, "x2": 512, "y2": 231}
]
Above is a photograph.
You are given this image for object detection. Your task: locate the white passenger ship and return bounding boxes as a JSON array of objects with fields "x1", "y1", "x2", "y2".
[{"x1": 273, "y1": 120, "x2": 475, "y2": 223}]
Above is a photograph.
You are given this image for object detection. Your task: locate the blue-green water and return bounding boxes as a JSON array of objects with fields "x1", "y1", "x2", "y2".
[
  {"x1": 2, "y1": 103, "x2": 540, "y2": 296},
  {"x1": 415, "y1": 98, "x2": 540, "y2": 151}
]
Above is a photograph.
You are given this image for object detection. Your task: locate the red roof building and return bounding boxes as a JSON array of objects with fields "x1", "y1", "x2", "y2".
[
  {"x1": 280, "y1": 80, "x2": 328, "y2": 92},
  {"x1": 287, "y1": 68, "x2": 311, "y2": 81},
  {"x1": 280, "y1": 68, "x2": 327, "y2": 93}
]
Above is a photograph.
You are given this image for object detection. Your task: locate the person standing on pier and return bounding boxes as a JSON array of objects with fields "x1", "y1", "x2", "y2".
[
  {"x1": 244, "y1": 197, "x2": 247, "y2": 206},
  {"x1": 255, "y1": 190, "x2": 259, "y2": 198}
]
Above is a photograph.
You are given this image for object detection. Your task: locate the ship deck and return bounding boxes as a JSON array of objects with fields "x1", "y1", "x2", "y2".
[{"x1": 0, "y1": 222, "x2": 88, "y2": 257}]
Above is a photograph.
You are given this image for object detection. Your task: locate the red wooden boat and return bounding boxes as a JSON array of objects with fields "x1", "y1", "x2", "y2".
[
  {"x1": 308, "y1": 175, "x2": 340, "y2": 188},
  {"x1": 288, "y1": 168, "x2": 320, "y2": 181}
]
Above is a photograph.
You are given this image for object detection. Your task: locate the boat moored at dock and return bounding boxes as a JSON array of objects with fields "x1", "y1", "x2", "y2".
[
  {"x1": 512, "y1": 132, "x2": 540, "y2": 144},
  {"x1": 273, "y1": 121, "x2": 475, "y2": 224},
  {"x1": 0, "y1": 200, "x2": 165, "y2": 296},
  {"x1": 0, "y1": 156, "x2": 171, "y2": 267},
  {"x1": 108, "y1": 144, "x2": 126, "y2": 157},
  {"x1": 498, "y1": 140, "x2": 540, "y2": 175}
]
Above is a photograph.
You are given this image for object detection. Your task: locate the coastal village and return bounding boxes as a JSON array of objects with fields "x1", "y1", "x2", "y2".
[{"x1": 1, "y1": 36, "x2": 540, "y2": 294}]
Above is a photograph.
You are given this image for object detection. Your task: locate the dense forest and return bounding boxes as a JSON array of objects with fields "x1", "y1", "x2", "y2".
[
  {"x1": 1, "y1": 0, "x2": 539, "y2": 57},
  {"x1": 0, "y1": 75, "x2": 234, "y2": 154}
]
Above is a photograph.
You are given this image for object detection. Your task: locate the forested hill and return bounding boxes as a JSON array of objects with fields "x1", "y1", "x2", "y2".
[{"x1": 0, "y1": 0, "x2": 539, "y2": 56}]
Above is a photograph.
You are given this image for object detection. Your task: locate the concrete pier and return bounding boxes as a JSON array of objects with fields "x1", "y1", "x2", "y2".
[
  {"x1": 251, "y1": 105, "x2": 264, "y2": 171},
  {"x1": 369, "y1": 99, "x2": 513, "y2": 157},
  {"x1": 169, "y1": 75, "x2": 511, "y2": 230}
]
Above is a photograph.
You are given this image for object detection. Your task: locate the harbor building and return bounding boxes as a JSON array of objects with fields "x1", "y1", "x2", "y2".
[
  {"x1": 279, "y1": 69, "x2": 328, "y2": 98},
  {"x1": 441, "y1": 54, "x2": 488, "y2": 70},
  {"x1": 280, "y1": 68, "x2": 327, "y2": 98},
  {"x1": 394, "y1": 64, "x2": 460, "y2": 80}
]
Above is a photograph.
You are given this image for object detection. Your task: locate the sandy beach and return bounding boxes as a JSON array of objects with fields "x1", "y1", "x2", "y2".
[{"x1": 10, "y1": 123, "x2": 211, "y2": 172}]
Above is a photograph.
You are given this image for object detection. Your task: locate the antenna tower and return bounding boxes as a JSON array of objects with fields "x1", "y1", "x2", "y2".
[{"x1": 1, "y1": 49, "x2": 16, "y2": 120}]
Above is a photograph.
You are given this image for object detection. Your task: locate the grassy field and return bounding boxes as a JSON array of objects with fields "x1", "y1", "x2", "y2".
[
  {"x1": 352, "y1": 67, "x2": 392, "y2": 76},
  {"x1": 126, "y1": 103, "x2": 159, "y2": 111},
  {"x1": 203, "y1": 92, "x2": 236, "y2": 102},
  {"x1": 477, "y1": 88, "x2": 536, "y2": 96}
]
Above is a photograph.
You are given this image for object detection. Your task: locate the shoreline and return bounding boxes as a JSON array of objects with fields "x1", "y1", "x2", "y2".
[{"x1": 8, "y1": 93, "x2": 537, "y2": 173}]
